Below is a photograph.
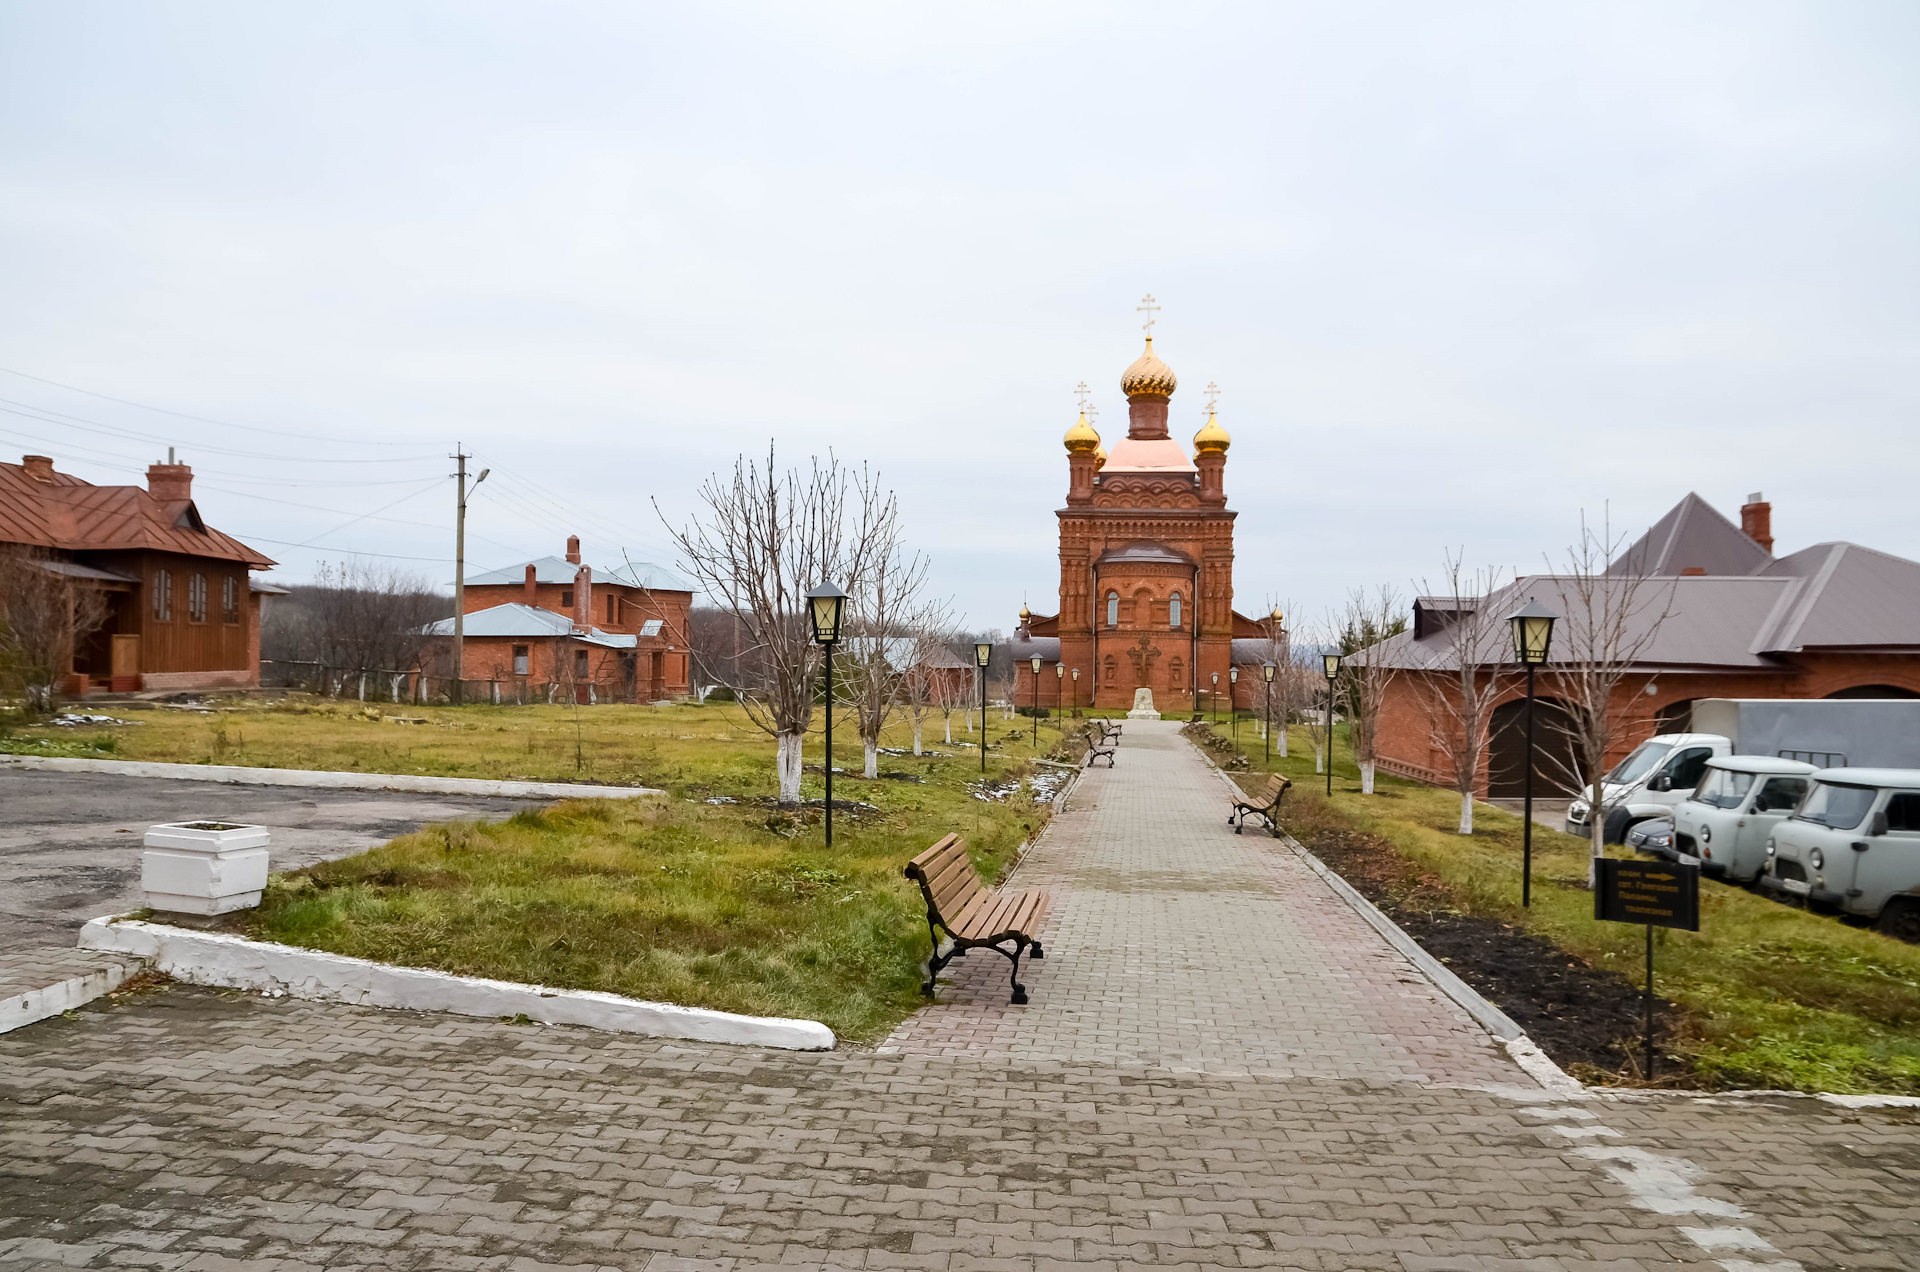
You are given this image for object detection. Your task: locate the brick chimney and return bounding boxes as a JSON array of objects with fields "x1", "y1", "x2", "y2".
[
  {"x1": 147, "y1": 462, "x2": 193, "y2": 502},
  {"x1": 21, "y1": 455, "x2": 54, "y2": 482},
  {"x1": 523, "y1": 563, "x2": 537, "y2": 607},
  {"x1": 565, "y1": 534, "x2": 581, "y2": 565},
  {"x1": 1740, "y1": 492, "x2": 1773, "y2": 555},
  {"x1": 574, "y1": 565, "x2": 592, "y2": 630}
]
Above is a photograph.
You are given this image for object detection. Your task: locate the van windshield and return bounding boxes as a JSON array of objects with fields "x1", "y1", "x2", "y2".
[
  {"x1": 1694, "y1": 768, "x2": 1756, "y2": 809},
  {"x1": 1794, "y1": 782, "x2": 1878, "y2": 831},
  {"x1": 1607, "y1": 741, "x2": 1672, "y2": 785}
]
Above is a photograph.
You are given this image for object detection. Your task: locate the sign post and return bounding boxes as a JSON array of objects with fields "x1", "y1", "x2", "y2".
[{"x1": 1594, "y1": 858, "x2": 1699, "y2": 1080}]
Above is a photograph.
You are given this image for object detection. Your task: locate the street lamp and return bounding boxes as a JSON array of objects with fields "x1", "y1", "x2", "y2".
[
  {"x1": 1054, "y1": 663, "x2": 1064, "y2": 732},
  {"x1": 1322, "y1": 652, "x2": 1342, "y2": 797},
  {"x1": 1229, "y1": 666, "x2": 1239, "y2": 746},
  {"x1": 1071, "y1": 666, "x2": 1080, "y2": 717},
  {"x1": 1210, "y1": 671, "x2": 1220, "y2": 726},
  {"x1": 974, "y1": 641, "x2": 992, "y2": 774},
  {"x1": 1262, "y1": 662, "x2": 1276, "y2": 765},
  {"x1": 1507, "y1": 598, "x2": 1558, "y2": 908},
  {"x1": 1030, "y1": 655, "x2": 1043, "y2": 744},
  {"x1": 806, "y1": 581, "x2": 847, "y2": 846}
]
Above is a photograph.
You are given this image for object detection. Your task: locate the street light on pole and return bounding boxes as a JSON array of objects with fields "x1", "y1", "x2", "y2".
[
  {"x1": 1071, "y1": 666, "x2": 1080, "y2": 718},
  {"x1": 1506, "y1": 599, "x2": 1558, "y2": 908},
  {"x1": 1029, "y1": 655, "x2": 1043, "y2": 743},
  {"x1": 1322, "y1": 652, "x2": 1342, "y2": 797},
  {"x1": 1210, "y1": 671, "x2": 1220, "y2": 726},
  {"x1": 1262, "y1": 662, "x2": 1276, "y2": 766},
  {"x1": 1229, "y1": 666, "x2": 1239, "y2": 746},
  {"x1": 1054, "y1": 663, "x2": 1064, "y2": 734},
  {"x1": 974, "y1": 641, "x2": 992, "y2": 774},
  {"x1": 806, "y1": 582, "x2": 846, "y2": 847}
]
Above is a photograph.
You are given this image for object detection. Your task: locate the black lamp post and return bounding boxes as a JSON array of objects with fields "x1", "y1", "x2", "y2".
[
  {"x1": 1229, "y1": 666, "x2": 1239, "y2": 746},
  {"x1": 1054, "y1": 663, "x2": 1064, "y2": 733},
  {"x1": 974, "y1": 641, "x2": 992, "y2": 774},
  {"x1": 1507, "y1": 598, "x2": 1558, "y2": 908},
  {"x1": 1322, "y1": 652, "x2": 1342, "y2": 797},
  {"x1": 1210, "y1": 671, "x2": 1220, "y2": 726},
  {"x1": 807, "y1": 581, "x2": 847, "y2": 846},
  {"x1": 1262, "y1": 662, "x2": 1276, "y2": 766},
  {"x1": 1029, "y1": 655, "x2": 1043, "y2": 743}
]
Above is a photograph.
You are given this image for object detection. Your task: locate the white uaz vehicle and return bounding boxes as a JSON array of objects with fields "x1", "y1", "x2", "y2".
[
  {"x1": 1759, "y1": 768, "x2": 1920, "y2": 942},
  {"x1": 1565, "y1": 733, "x2": 1730, "y2": 844},
  {"x1": 1669, "y1": 756, "x2": 1815, "y2": 883}
]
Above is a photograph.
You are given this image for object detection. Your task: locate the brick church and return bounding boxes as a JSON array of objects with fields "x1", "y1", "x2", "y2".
[{"x1": 1013, "y1": 313, "x2": 1276, "y2": 713}]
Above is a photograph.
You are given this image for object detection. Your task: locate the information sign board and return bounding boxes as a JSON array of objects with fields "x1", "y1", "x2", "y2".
[{"x1": 1594, "y1": 858, "x2": 1699, "y2": 932}]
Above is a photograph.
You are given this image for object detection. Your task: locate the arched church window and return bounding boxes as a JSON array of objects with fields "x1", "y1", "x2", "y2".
[
  {"x1": 1169, "y1": 592, "x2": 1182, "y2": 629},
  {"x1": 1106, "y1": 592, "x2": 1118, "y2": 627}
]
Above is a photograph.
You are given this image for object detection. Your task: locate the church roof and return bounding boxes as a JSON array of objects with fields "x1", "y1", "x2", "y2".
[
  {"x1": 1096, "y1": 542, "x2": 1197, "y2": 567},
  {"x1": 1101, "y1": 438, "x2": 1196, "y2": 474}
]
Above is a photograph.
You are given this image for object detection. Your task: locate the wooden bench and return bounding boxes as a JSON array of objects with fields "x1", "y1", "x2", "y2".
[
  {"x1": 1230, "y1": 773, "x2": 1292, "y2": 837},
  {"x1": 1086, "y1": 733, "x2": 1118, "y2": 767},
  {"x1": 904, "y1": 834, "x2": 1051, "y2": 1004}
]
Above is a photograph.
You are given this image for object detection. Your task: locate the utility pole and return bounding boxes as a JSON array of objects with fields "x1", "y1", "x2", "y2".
[{"x1": 451, "y1": 446, "x2": 488, "y2": 705}]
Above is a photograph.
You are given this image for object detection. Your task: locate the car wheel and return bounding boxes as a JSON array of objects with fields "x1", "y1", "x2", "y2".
[{"x1": 1876, "y1": 898, "x2": 1920, "y2": 944}]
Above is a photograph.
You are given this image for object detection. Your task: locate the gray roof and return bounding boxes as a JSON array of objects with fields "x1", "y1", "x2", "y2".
[
  {"x1": 1612, "y1": 492, "x2": 1773, "y2": 578},
  {"x1": 1005, "y1": 633, "x2": 1062, "y2": 663},
  {"x1": 1231, "y1": 638, "x2": 1288, "y2": 665},
  {"x1": 1095, "y1": 542, "x2": 1197, "y2": 568},
  {"x1": 1755, "y1": 542, "x2": 1920, "y2": 652},
  {"x1": 36, "y1": 559, "x2": 139, "y2": 583},
  {"x1": 465, "y1": 554, "x2": 694, "y2": 593},
  {"x1": 424, "y1": 603, "x2": 637, "y2": 648}
]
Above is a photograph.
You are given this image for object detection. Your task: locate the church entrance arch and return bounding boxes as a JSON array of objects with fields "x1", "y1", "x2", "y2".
[{"x1": 1488, "y1": 696, "x2": 1582, "y2": 798}]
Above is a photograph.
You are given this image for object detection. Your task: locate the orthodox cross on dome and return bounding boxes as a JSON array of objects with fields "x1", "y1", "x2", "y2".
[
  {"x1": 1204, "y1": 382, "x2": 1220, "y2": 412},
  {"x1": 1086, "y1": 402, "x2": 1099, "y2": 425},
  {"x1": 1137, "y1": 293, "x2": 1161, "y2": 337},
  {"x1": 1075, "y1": 381, "x2": 1091, "y2": 410}
]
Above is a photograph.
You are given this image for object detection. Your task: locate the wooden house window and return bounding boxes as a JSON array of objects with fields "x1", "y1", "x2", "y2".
[
  {"x1": 573, "y1": 649, "x2": 589, "y2": 679},
  {"x1": 152, "y1": 570, "x2": 172, "y2": 622},
  {"x1": 512, "y1": 645, "x2": 530, "y2": 676},
  {"x1": 561, "y1": 588, "x2": 574, "y2": 608},
  {"x1": 187, "y1": 573, "x2": 207, "y2": 623},
  {"x1": 221, "y1": 576, "x2": 240, "y2": 624}
]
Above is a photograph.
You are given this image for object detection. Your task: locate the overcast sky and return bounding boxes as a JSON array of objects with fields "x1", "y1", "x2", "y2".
[{"x1": 2, "y1": 2, "x2": 1915, "y2": 634}]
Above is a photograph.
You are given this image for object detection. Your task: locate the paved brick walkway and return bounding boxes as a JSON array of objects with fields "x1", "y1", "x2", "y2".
[
  {"x1": 886, "y1": 721, "x2": 1518, "y2": 1085},
  {"x1": 2, "y1": 723, "x2": 1916, "y2": 1269}
]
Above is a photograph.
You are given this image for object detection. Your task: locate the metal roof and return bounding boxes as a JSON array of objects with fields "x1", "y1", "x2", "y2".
[
  {"x1": 1612, "y1": 492, "x2": 1772, "y2": 577},
  {"x1": 0, "y1": 458, "x2": 273, "y2": 568},
  {"x1": 423, "y1": 603, "x2": 638, "y2": 648},
  {"x1": 464, "y1": 554, "x2": 694, "y2": 593}
]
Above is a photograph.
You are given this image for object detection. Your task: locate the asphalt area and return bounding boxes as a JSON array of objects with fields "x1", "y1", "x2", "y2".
[{"x1": 0, "y1": 769, "x2": 535, "y2": 955}]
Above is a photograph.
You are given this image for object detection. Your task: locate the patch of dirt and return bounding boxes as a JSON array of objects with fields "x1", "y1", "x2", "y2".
[{"x1": 1291, "y1": 815, "x2": 1687, "y2": 1085}]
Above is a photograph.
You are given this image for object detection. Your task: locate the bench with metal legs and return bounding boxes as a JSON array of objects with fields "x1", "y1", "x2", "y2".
[{"x1": 904, "y1": 833, "x2": 1052, "y2": 1005}]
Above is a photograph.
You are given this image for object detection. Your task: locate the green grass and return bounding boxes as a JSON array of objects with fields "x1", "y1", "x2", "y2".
[
  {"x1": 1218, "y1": 720, "x2": 1920, "y2": 1094},
  {"x1": 24, "y1": 697, "x2": 1081, "y2": 1040}
]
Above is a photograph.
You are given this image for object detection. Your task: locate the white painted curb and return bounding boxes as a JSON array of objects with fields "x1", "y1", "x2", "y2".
[
  {"x1": 78, "y1": 917, "x2": 835, "y2": 1051},
  {"x1": 1, "y1": 754, "x2": 662, "y2": 801},
  {"x1": 1, "y1": 956, "x2": 146, "y2": 1035}
]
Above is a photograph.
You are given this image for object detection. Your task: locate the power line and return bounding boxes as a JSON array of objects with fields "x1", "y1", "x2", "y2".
[
  {"x1": 0, "y1": 364, "x2": 428, "y2": 447},
  {"x1": 0, "y1": 400, "x2": 440, "y2": 464},
  {"x1": 235, "y1": 533, "x2": 451, "y2": 563}
]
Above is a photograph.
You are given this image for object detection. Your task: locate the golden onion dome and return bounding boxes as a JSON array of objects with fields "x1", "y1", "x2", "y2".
[
  {"x1": 1192, "y1": 407, "x2": 1231, "y2": 454},
  {"x1": 1062, "y1": 410, "x2": 1100, "y2": 454},
  {"x1": 1094, "y1": 444, "x2": 1108, "y2": 470},
  {"x1": 1120, "y1": 336, "x2": 1177, "y2": 398},
  {"x1": 1270, "y1": 605, "x2": 1284, "y2": 623},
  {"x1": 1018, "y1": 602, "x2": 1032, "y2": 621}
]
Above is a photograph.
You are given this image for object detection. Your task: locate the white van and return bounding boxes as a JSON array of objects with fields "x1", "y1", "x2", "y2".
[
  {"x1": 1759, "y1": 768, "x2": 1920, "y2": 942},
  {"x1": 1670, "y1": 756, "x2": 1816, "y2": 883},
  {"x1": 1566, "y1": 733, "x2": 1731, "y2": 843}
]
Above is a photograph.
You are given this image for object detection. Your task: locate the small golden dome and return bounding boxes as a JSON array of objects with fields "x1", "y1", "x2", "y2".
[
  {"x1": 1018, "y1": 602, "x2": 1032, "y2": 621},
  {"x1": 1120, "y1": 336, "x2": 1177, "y2": 399},
  {"x1": 1094, "y1": 445, "x2": 1107, "y2": 470},
  {"x1": 1192, "y1": 407, "x2": 1231, "y2": 454},
  {"x1": 1063, "y1": 411, "x2": 1100, "y2": 454},
  {"x1": 1270, "y1": 605, "x2": 1283, "y2": 623}
]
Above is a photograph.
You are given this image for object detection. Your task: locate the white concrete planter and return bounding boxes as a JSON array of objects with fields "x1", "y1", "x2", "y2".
[
  {"x1": 142, "y1": 821, "x2": 271, "y2": 916},
  {"x1": 78, "y1": 917, "x2": 835, "y2": 1050}
]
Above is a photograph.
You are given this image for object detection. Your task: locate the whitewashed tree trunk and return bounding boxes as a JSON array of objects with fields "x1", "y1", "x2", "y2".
[
  {"x1": 912, "y1": 720, "x2": 923, "y2": 754},
  {"x1": 1360, "y1": 760, "x2": 1375, "y2": 795},
  {"x1": 1313, "y1": 743, "x2": 1324, "y2": 774},
  {"x1": 1277, "y1": 723, "x2": 1288, "y2": 758},
  {"x1": 776, "y1": 731, "x2": 804, "y2": 804},
  {"x1": 943, "y1": 712, "x2": 954, "y2": 744},
  {"x1": 1459, "y1": 792, "x2": 1474, "y2": 835},
  {"x1": 863, "y1": 739, "x2": 878, "y2": 779}
]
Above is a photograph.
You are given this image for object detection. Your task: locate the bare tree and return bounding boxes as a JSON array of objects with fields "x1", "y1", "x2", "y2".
[
  {"x1": 895, "y1": 604, "x2": 957, "y2": 754},
  {"x1": 839, "y1": 538, "x2": 930, "y2": 778},
  {"x1": 1254, "y1": 600, "x2": 1295, "y2": 758},
  {"x1": 1545, "y1": 512, "x2": 1676, "y2": 875},
  {"x1": 0, "y1": 549, "x2": 110, "y2": 713},
  {"x1": 1296, "y1": 637, "x2": 1333, "y2": 775},
  {"x1": 264, "y1": 560, "x2": 442, "y2": 696},
  {"x1": 660, "y1": 448, "x2": 894, "y2": 805},
  {"x1": 1417, "y1": 554, "x2": 1512, "y2": 834},
  {"x1": 1340, "y1": 585, "x2": 1405, "y2": 795}
]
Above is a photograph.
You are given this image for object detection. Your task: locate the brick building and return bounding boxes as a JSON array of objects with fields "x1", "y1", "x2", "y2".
[
  {"x1": 1014, "y1": 324, "x2": 1275, "y2": 713},
  {"x1": 0, "y1": 454, "x2": 277, "y2": 694},
  {"x1": 1367, "y1": 493, "x2": 1920, "y2": 797},
  {"x1": 423, "y1": 535, "x2": 695, "y2": 703}
]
